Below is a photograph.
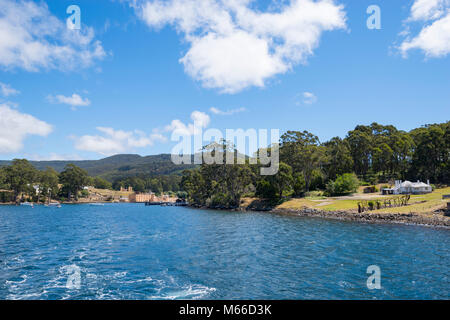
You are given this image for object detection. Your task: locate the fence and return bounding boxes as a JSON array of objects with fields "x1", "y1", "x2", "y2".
[{"x1": 358, "y1": 195, "x2": 410, "y2": 213}]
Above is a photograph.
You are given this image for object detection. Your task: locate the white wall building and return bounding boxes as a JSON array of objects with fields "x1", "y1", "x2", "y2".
[{"x1": 383, "y1": 180, "x2": 432, "y2": 195}]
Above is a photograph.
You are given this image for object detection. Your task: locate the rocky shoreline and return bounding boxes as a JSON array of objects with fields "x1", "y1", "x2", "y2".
[
  {"x1": 188, "y1": 203, "x2": 450, "y2": 227},
  {"x1": 3, "y1": 200, "x2": 449, "y2": 227},
  {"x1": 267, "y1": 207, "x2": 450, "y2": 228}
]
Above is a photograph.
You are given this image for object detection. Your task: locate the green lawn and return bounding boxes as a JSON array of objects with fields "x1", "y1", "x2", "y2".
[
  {"x1": 372, "y1": 187, "x2": 450, "y2": 214},
  {"x1": 274, "y1": 187, "x2": 450, "y2": 214}
]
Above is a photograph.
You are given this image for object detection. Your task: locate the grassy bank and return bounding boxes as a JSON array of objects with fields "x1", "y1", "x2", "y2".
[{"x1": 269, "y1": 187, "x2": 450, "y2": 215}]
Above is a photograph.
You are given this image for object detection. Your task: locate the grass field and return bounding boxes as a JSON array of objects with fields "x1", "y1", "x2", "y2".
[
  {"x1": 275, "y1": 187, "x2": 450, "y2": 214},
  {"x1": 372, "y1": 187, "x2": 450, "y2": 214},
  {"x1": 88, "y1": 187, "x2": 133, "y2": 197},
  {"x1": 80, "y1": 187, "x2": 134, "y2": 202}
]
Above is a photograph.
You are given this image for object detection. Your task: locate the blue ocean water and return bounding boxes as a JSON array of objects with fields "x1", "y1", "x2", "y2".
[{"x1": 0, "y1": 204, "x2": 448, "y2": 300}]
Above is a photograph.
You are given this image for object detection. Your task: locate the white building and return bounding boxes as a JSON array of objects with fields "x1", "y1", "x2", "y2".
[{"x1": 382, "y1": 180, "x2": 432, "y2": 195}]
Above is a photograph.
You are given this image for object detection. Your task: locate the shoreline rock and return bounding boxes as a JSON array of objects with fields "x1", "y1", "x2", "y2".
[
  {"x1": 267, "y1": 207, "x2": 450, "y2": 228},
  {"x1": 186, "y1": 203, "x2": 450, "y2": 227}
]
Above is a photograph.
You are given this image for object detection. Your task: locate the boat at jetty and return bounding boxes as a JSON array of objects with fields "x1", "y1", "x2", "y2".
[
  {"x1": 145, "y1": 201, "x2": 162, "y2": 206},
  {"x1": 145, "y1": 201, "x2": 187, "y2": 207},
  {"x1": 20, "y1": 202, "x2": 34, "y2": 207},
  {"x1": 45, "y1": 202, "x2": 61, "y2": 208}
]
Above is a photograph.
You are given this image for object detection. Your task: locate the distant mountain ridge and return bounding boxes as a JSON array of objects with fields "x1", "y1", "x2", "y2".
[{"x1": 0, "y1": 154, "x2": 197, "y2": 181}]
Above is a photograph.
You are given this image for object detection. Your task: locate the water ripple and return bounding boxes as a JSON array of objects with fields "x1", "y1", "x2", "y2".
[{"x1": 0, "y1": 204, "x2": 448, "y2": 299}]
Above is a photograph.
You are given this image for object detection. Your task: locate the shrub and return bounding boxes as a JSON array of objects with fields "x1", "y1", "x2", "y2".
[
  {"x1": 255, "y1": 179, "x2": 277, "y2": 199},
  {"x1": 363, "y1": 185, "x2": 379, "y2": 193},
  {"x1": 366, "y1": 174, "x2": 378, "y2": 185},
  {"x1": 176, "y1": 191, "x2": 188, "y2": 200},
  {"x1": 210, "y1": 193, "x2": 233, "y2": 207},
  {"x1": 304, "y1": 191, "x2": 325, "y2": 198},
  {"x1": 293, "y1": 173, "x2": 305, "y2": 197},
  {"x1": 80, "y1": 189, "x2": 89, "y2": 198},
  {"x1": 93, "y1": 177, "x2": 113, "y2": 190},
  {"x1": 309, "y1": 169, "x2": 325, "y2": 191},
  {"x1": 325, "y1": 173, "x2": 359, "y2": 196}
]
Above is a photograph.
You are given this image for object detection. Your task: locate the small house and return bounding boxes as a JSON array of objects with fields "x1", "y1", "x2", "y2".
[{"x1": 382, "y1": 180, "x2": 432, "y2": 195}]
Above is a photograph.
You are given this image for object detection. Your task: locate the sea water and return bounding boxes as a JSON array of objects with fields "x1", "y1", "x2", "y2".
[{"x1": 0, "y1": 204, "x2": 448, "y2": 299}]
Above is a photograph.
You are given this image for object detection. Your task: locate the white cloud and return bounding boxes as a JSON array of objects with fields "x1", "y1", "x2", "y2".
[
  {"x1": 0, "y1": 104, "x2": 52, "y2": 153},
  {"x1": 165, "y1": 110, "x2": 210, "y2": 136},
  {"x1": 209, "y1": 106, "x2": 246, "y2": 115},
  {"x1": 74, "y1": 110, "x2": 209, "y2": 156},
  {"x1": 409, "y1": 0, "x2": 448, "y2": 21},
  {"x1": 137, "y1": 0, "x2": 346, "y2": 93},
  {"x1": 74, "y1": 127, "x2": 166, "y2": 156},
  {"x1": 27, "y1": 153, "x2": 83, "y2": 161},
  {"x1": 297, "y1": 91, "x2": 317, "y2": 105},
  {"x1": 0, "y1": 0, "x2": 106, "y2": 72},
  {"x1": 150, "y1": 132, "x2": 168, "y2": 143},
  {"x1": 400, "y1": 0, "x2": 450, "y2": 57},
  {"x1": 47, "y1": 93, "x2": 91, "y2": 109},
  {"x1": 0, "y1": 82, "x2": 19, "y2": 96}
]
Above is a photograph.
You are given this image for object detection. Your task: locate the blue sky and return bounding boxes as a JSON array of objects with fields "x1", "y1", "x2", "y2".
[{"x1": 0, "y1": 0, "x2": 449, "y2": 160}]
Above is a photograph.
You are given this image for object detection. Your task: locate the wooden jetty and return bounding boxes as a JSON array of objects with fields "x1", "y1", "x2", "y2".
[{"x1": 144, "y1": 201, "x2": 188, "y2": 207}]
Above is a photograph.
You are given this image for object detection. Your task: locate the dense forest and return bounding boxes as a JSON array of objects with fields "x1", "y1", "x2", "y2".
[
  {"x1": 0, "y1": 160, "x2": 185, "y2": 203},
  {"x1": 0, "y1": 121, "x2": 448, "y2": 205},
  {"x1": 181, "y1": 121, "x2": 449, "y2": 208},
  {"x1": 0, "y1": 154, "x2": 192, "y2": 202},
  {"x1": 0, "y1": 161, "x2": 91, "y2": 203},
  {"x1": 0, "y1": 153, "x2": 194, "y2": 181}
]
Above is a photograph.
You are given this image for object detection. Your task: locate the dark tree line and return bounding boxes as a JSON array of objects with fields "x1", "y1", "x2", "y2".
[
  {"x1": 181, "y1": 121, "x2": 449, "y2": 208},
  {"x1": 181, "y1": 141, "x2": 257, "y2": 208},
  {"x1": 0, "y1": 121, "x2": 447, "y2": 206},
  {"x1": 0, "y1": 159, "x2": 184, "y2": 203},
  {"x1": 111, "y1": 175, "x2": 182, "y2": 194},
  {"x1": 0, "y1": 160, "x2": 90, "y2": 203},
  {"x1": 346, "y1": 122, "x2": 449, "y2": 183}
]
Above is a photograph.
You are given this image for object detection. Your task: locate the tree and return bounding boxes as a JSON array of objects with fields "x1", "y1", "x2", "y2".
[
  {"x1": 176, "y1": 191, "x2": 188, "y2": 200},
  {"x1": 345, "y1": 122, "x2": 416, "y2": 182},
  {"x1": 59, "y1": 164, "x2": 89, "y2": 201},
  {"x1": 292, "y1": 172, "x2": 306, "y2": 196},
  {"x1": 146, "y1": 178, "x2": 163, "y2": 194},
  {"x1": 0, "y1": 167, "x2": 7, "y2": 189},
  {"x1": 257, "y1": 162, "x2": 293, "y2": 201},
  {"x1": 93, "y1": 177, "x2": 112, "y2": 190},
  {"x1": 3, "y1": 159, "x2": 37, "y2": 202},
  {"x1": 372, "y1": 142, "x2": 393, "y2": 179},
  {"x1": 180, "y1": 140, "x2": 255, "y2": 208},
  {"x1": 38, "y1": 167, "x2": 59, "y2": 203},
  {"x1": 346, "y1": 126, "x2": 372, "y2": 177},
  {"x1": 323, "y1": 137, "x2": 353, "y2": 180},
  {"x1": 390, "y1": 131, "x2": 414, "y2": 180},
  {"x1": 280, "y1": 131, "x2": 325, "y2": 191},
  {"x1": 409, "y1": 122, "x2": 449, "y2": 183},
  {"x1": 181, "y1": 169, "x2": 207, "y2": 205},
  {"x1": 225, "y1": 163, "x2": 254, "y2": 206}
]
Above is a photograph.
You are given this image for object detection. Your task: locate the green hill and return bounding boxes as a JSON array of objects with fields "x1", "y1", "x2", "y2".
[{"x1": 0, "y1": 154, "x2": 197, "y2": 181}]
